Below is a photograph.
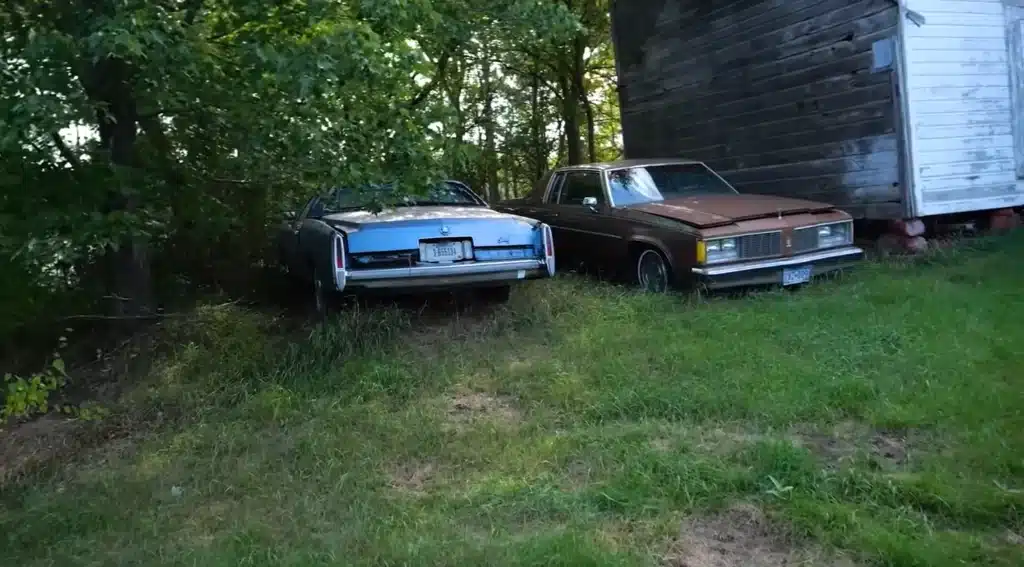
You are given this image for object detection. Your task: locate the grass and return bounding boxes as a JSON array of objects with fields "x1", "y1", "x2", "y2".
[{"x1": 3, "y1": 233, "x2": 1024, "y2": 566}]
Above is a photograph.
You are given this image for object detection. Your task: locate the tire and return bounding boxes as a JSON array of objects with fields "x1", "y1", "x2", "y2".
[
  {"x1": 311, "y1": 266, "x2": 339, "y2": 318},
  {"x1": 635, "y1": 248, "x2": 671, "y2": 293}
]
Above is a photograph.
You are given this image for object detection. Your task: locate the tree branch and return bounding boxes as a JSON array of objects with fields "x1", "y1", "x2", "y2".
[
  {"x1": 50, "y1": 132, "x2": 82, "y2": 169},
  {"x1": 183, "y1": 0, "x2": 204, "y2": 25},
  {"x1": 406, "y1": 47, "x2": 453, "y2": 108}
]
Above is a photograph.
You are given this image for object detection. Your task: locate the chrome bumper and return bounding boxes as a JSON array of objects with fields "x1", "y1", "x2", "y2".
[
  {"x1": 691, "y1": 246, "x2": 864, "y2": 289},
  {"x1": 342, "y1": 258, "x2": 548, "y2": 290}
]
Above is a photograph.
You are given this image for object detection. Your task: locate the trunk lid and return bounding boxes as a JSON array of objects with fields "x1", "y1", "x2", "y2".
[{"x1": 323, "y1": 206, "x2": 540, "y2": 254}]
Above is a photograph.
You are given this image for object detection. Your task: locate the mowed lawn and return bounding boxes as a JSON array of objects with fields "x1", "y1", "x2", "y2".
[{"x1": 3, "y1": 234, "x2": 1024, "y2": 567}]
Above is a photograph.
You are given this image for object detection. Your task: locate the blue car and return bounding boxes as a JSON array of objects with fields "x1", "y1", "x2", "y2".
[{"x1": 276, "y1": 181, "x2": 556, "y2": 313}]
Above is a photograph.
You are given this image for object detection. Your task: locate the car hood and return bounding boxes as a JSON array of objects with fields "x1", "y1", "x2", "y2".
[
  {"x1": 323, "y1": 206, "x2": 532, "y2": 229},
  {"x1": 626, "y1": 194, "x2": 835, "y2": 228}
]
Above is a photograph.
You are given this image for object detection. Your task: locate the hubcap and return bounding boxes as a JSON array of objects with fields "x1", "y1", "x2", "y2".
[{"x1": 637, "y1": 250, "x2": 668, "y2": 293}]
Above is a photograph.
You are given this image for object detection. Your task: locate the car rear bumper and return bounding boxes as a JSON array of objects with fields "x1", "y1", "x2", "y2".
[
  {"x1": 690, "y1": 246, "x2": 864, "y2": 290},
  {"x1": 341, "y1": 258, "x2": 549, "y2": 291}
]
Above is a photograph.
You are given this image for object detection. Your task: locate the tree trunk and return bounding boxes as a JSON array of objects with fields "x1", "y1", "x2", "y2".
[
  {"x1": 573, "y1": 32, "x2": 596, "y2": 163},
  {"x1": 530, "y1": 65, "x2": 546, "y2": 179},
  {"x1": 481, "y1": 49, "x2": 499, "y2": 202},
  {"x1": 446, "y1": 56, "x2": 467, "y2": 180},
  {"x1": 559, "y1": 73, "x2": 583, "y2": 165},
  {"x1": 83, "y1": 56, "x2": 154, "y2": 318}
]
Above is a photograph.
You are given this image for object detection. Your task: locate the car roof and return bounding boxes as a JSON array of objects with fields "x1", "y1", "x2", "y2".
[{"x1": 556, "y1": 158, "x2": 704, "y2": 172}]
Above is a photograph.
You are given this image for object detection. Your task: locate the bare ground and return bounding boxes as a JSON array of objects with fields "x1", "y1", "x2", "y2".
[{"x1": 664, "y1": 503, "x2": 858, "y2": 567}]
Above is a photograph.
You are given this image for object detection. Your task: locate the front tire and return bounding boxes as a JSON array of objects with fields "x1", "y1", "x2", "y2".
[{"x1": 635, "y1": 248, "x2": 671, "y2": 293}]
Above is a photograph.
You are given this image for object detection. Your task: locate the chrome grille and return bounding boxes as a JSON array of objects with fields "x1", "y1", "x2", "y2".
[
  {"x1": 791, "y1": 227, "x2": 820, "y2": 254},
  {"x1": 737, "y1": 232, "x2": 782, "y2": 259}
]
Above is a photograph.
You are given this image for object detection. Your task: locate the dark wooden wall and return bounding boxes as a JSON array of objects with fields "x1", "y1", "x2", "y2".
[{"x1": 611, "y1": 0, "x2": 905, "y2": 218}]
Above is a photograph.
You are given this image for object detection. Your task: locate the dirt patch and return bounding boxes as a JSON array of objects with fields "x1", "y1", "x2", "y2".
[
  {"x1": 446, "y1": 391, "x2": 522, "y2": 427},
  {"x1": 664, "y1": 503, "x2": 857, "y2": 567},
  {"x1": 389, "y1": 460, "x2": 438, "y2": 493},
  {"x1": 794, "y1": 423, "x2": 911, "y2": 470},
  {"x1": 0, "y1": 416, "x2": 81, "y2": 485},
  {"x1": 696, "y1": 428, "x2": 774, "y2": 455}
]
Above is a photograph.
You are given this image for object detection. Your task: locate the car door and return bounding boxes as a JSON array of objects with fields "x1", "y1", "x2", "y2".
[{"x1": 553, "y1": 170, "x2": 622, "y2": 272}]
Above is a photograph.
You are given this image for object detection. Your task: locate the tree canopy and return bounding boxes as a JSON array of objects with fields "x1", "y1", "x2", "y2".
[{"x1": 0, "y1": 0, "x2": 621, "y2": 345}]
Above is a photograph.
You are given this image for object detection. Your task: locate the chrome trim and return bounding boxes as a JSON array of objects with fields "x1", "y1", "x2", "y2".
[
  {"x1": 793, "y1": 220, "x2": 854, "y2": 231},
  {"x1": 347, "y1": 258, "x2": 546, "y2": 281},
  {"x1": 692, "y1": 246, "x2": 864, "y2": 276},
  {"x1": 559, "y1": 226, "x2": 625, "y2": 239},
  {"x1": 333, "y1": 233, "x2": 347, "y2": 292},
  {"x1": 703, "y1": 231, "x2": 783, "y2": 264}
]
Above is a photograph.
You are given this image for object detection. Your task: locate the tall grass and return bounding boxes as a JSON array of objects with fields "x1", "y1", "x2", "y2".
[{"x1": 3, "y1": 233, "x2": 1023, "y2": 567}]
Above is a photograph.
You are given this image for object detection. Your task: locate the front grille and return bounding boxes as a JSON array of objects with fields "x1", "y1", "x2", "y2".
[
  {"x1": 791, "y1": 227, "x2": 820, "y2": 254},
  {"x1": 737, "y1": 232, "x2": 782, "y2": 259}
]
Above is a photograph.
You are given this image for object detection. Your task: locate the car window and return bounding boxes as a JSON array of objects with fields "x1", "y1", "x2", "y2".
[
  {"x1": 607, "y1": 163, "x2": 737, "y2": 206},
  {"x1": 322, "y1": 182, "x2": 481, "y2": 212},
  {"x1": 546, "y1": 173, "x2": 566, "y2": 204},
  {"x1": 558, "y1": 171, "x2": 604, "y2": 206}
]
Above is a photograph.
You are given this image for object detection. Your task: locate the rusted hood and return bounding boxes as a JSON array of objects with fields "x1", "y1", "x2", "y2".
[{"x1": 628, "y1": 194, "x2": 835, "y2": 228}]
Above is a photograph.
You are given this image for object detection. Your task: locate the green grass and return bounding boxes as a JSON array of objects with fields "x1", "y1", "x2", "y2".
[{"x1": 3, "y1": 234, "x2": 1024, "y2": 566}]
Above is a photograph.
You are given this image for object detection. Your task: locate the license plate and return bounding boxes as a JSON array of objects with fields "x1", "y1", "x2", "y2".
[
  {"x1": 782, "y1": 265, "x2": 812, "y2": 286},
  {"x1": 420, "y1": 241, "x2": 468, "y2": 263}
]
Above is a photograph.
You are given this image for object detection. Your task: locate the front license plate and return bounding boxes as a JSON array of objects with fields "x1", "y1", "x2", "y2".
[
  {"x1": 421, "y1": 241, "x2": 468, "y2": 263},
  {"x1": 782, "y1": 265, "x2": 812, "y2": 286}
]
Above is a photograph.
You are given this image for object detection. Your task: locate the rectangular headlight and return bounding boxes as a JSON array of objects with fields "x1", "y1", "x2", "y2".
[
  {"x1": 817, "y1": 222, "x2": 852, "y2": 248},
  {"x1": 701, "y1": 237, "x2": 739, "y2": 264}
]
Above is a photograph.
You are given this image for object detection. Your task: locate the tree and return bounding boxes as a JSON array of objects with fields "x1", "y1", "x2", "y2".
[{"x1": 1, "y1": 0, "x2": 578, "y2": 327}]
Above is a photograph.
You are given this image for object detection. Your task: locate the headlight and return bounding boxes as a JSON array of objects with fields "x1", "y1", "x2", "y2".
[
  {"x1": 817, "y1": 222, "x2": 852, "y2": 248},
  {"x1": 699, "y1": 237, "x2": 739, "y2": 264}
]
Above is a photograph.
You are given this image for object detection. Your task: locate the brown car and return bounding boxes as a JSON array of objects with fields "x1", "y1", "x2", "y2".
[{"x1": 498, "y1": 158, "x2": 864, "y2": 291}]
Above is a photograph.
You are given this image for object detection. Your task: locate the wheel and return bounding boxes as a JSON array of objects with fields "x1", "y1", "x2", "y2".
[
  {"x1": 311, "y1": 267, "x2": 339, "y2": 318},
  {"x1": 635, "y1": 248, "x2": 671, "y2": 293},
  {"x1": 475, "y1": 285, "x2": 512, "y2": 304}
]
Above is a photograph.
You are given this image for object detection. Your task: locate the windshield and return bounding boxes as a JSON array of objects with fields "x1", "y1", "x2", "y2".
[
  {"x1": 324, "y1": 181, "x2": 482, "y2": 212},
  {"x1": 607, "y1": 163, "x2": 738, "y2": 206}
]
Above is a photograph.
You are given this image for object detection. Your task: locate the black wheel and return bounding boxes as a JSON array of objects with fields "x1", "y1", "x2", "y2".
[
  {"x1": 476, "y1": 285, "x2": 512, "y2": 304},
  {"x1": 635, "y1": 248, "x2": 670, "y2": 293},
  {"x1": 311, "y1": 267, "x2": 339, "y2": 318}
]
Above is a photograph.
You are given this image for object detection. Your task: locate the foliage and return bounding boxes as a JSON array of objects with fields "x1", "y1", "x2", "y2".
[
  {"x1": 1, "y1": 0, "x2": 615, "y2": 343},
  {"x1": 1, "y1": 357, "x2": 66, "y2": 422},
  {"x1": 4, "y1": 234, "x2": 1024, "y2": 565}
]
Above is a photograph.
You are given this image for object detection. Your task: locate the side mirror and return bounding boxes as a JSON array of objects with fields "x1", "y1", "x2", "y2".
[
  {"x1": 582, "y1": 196, "x2": 599, "y2": 211},
  {"x1": 284, "y1": 211, "x2": 297, "y2": 220}
]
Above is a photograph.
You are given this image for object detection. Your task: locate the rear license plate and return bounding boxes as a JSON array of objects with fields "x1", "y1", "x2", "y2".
[
  {"x1": 782, "y1": 265, "x2": 812, "y2": 286},
  {"x1": 420, "y1": 241, "x2": 468, "y2": 263}
]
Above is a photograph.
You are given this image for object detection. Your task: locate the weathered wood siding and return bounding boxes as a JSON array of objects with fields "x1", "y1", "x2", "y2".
[
  {"x1": 611, "y1": 0, "x2": 904, "y2": 218},
  {"x1": 902, "y1": 0, "x2": 1024, "y2": 216}
]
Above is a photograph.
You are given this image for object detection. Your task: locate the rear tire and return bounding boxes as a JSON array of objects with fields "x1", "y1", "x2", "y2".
[
  {"x1": 635, "y1": 248, "x2": 671, "y2": 293},
  {"x1": 311, "y1": 267, "x2": 340, "y2": 319}
]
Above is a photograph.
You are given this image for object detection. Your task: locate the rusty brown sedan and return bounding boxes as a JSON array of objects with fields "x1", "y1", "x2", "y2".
[{"x1": 498, "y1": 159, "x2": 864, "y2": 292}]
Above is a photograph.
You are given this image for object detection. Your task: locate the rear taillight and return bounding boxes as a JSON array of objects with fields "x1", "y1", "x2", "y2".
[
  {"x1": 334, "y1": 234, "x2": 345, "y2": 269},
  {"x1": 541, "y1": 224, "x2": 555, "y2": 277},
  {"x1": 333, "y1": 233, "x2": 348, "y2": 293}
]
